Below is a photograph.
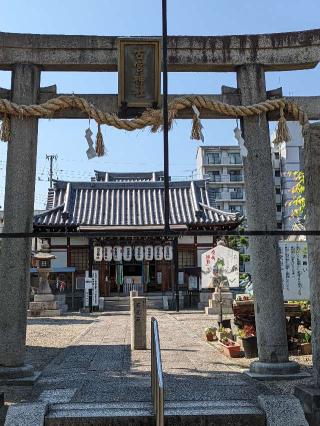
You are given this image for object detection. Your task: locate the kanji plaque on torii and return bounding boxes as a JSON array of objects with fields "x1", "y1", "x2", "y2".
[{"x1": 118, "y1": 38, "x2": 161, "y2": 108}]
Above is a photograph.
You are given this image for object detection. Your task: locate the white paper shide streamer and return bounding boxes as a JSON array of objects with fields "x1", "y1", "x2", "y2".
[{"x1": 234, "y1": 127, "x2": 248, "y2": 158}]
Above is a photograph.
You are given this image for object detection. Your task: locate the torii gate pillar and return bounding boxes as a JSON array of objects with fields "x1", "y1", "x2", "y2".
[
  {"x1": 0, "y1": 64, "x2": 40, "y2": 382},
  {"x1": 237, "y1": 64, "x2": 299, "y2": 377}
]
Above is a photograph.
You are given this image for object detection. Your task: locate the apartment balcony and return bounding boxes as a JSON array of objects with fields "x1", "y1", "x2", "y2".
[
  {"x1": 276, "y1": 211, "x2": 282, "y2": 221},
  {"x1": 205, "y1": 156, "x2": 243, "y2": 166},
  {"x1": 230, "y1": 192, "x2": 245, "y2": 200},
  {"x1": 212, "y1": 191, "x2": 245, "y2": 201},
  {"x1": 207, "y1": 174, "x2": 244, "y2": 183},
  {"x1": 275, "y1": 194, "x2": 282, "y2": 203}
]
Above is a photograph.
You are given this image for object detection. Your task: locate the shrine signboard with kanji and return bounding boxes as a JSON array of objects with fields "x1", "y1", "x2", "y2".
[
  {"x1": 118, "y1": 38, "x2": 161, "y2": 108},
  {"x1": 279, "y1": 241, "x2": 310, "y2": 300}
]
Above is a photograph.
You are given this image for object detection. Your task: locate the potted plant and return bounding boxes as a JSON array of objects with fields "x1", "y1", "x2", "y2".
[
  {"x1": 205, "y1": 326, "x2": 217, "y2": 341},
  {"x1": 299, "y1": 330, "x2": 312, "y2": 355},
  {"x1": 219, "y1": 337, "x2": 241, "y2": 358},
  {"x1": 238, "y1": 324, "x2": 258, "y2": 358}
]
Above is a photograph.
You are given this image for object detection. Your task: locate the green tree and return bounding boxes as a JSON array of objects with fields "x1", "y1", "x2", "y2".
[
  {"x1": 225, "y1": 228, "x2": 250, "y2": 264},
  {"x1": 287, "y1": 171, "x2": 305, "y2": 223}
]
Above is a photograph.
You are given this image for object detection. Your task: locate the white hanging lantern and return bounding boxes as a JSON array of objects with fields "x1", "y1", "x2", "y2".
[
  {"x1": 123, "y1": 246, "x2": 132, "y2": 262},
  {"x1": 154, "y1": 245, "x2": 163, "y2": 261},
  {"x1": 144, "y1": 245, "x2": 154, "y2": 261},
  {"x1": 164, "y1": 245, "x2": 173, "y2": 261},
  {"x1": 113, "y1": 246, "x2": 123, "y2": 261},
  {"x1": 104, "y1": 246, "x2": 113, "y2": 262},
  {"x1": 134, "y1": 246, "x2": 144, "y2": 261},
  {"x1": 94, "y1": 246, "x2": 103, "y2": 262}
]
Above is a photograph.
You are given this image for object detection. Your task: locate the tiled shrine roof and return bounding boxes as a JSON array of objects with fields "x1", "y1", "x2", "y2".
[{"x1": 34, "y1": 179, "x2": 243, "y2": 229}]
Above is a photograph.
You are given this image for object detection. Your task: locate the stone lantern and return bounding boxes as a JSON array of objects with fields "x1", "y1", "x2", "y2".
[
  {"x1": 33, "y1": 240, "x2": 55, "y2": 295},
  {"x1": 28, "y1": 240, "x2": 67, "y2": 317}
]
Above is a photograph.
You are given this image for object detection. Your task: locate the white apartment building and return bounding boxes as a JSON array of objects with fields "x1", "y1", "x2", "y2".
[
  {"x1": 196, "y1": 122, "x2": 304, "y2": 231},
  {"x1": 196, "y1": 146, "x2": 246, "y2": 216},
  {"x1": 271, "y1": 122, "x2": 304, "y2": 230}
]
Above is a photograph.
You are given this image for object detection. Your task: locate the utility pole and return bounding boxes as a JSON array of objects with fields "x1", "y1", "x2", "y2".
[{"x1": 46, "y1": 154, "x2": 58, "y2": 188}]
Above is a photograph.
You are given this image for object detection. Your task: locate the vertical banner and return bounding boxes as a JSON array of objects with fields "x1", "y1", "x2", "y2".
[
  {"x1": 279, "y1": 241, "x2": 309, "y2": 300},
  {"x1": 85, "y1": 270, "x2": 99, "y2": 307},
  {"x1": 84, "y1": 276, "x2": 93, "y2": 307}
]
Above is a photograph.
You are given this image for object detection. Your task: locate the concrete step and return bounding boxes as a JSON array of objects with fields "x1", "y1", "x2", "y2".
[{"x1": 45, "y1": 400, "x2": 266, "y2": 425}]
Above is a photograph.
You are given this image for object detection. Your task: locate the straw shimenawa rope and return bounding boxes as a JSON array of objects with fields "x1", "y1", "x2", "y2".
[{"x1": 0, "y1": 95, "x2": 309, "y2": 147}]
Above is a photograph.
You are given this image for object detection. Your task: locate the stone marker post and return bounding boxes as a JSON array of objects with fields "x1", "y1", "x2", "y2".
[
  {"x1": 294, "y1": 122, "x2": 320, "y2": 424},
  {"x1": 131, "y1": 297, "x2": 147, "y2": 350},
  {"x1": 130, "y1": 290, "x2": 138, "y2": 311},
  {"x1": 237, "y1": 64, "x2": 299, "y2": 376},
  {"x1": 0, "y1": 64, "x2": 40, "y2": 381}
]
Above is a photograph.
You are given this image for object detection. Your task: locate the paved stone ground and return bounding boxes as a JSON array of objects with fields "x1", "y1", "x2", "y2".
[{"x1": 1, "y1": 310, "x2": 314, "y2": 411}]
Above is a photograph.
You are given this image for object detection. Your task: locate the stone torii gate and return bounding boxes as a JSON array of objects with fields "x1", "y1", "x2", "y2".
[{"x1": 0, "y1": 29, "x2": 320, "y2": 384}]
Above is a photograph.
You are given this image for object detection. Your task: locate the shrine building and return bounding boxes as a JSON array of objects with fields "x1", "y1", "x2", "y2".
[{"x1": 33, "y1": 171, "x2": 242, "y2": 300}]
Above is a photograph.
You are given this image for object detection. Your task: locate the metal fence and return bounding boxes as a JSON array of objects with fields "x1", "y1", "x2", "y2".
[{"x1": 151, "y1": 317, "x2": 164, "y2": 426}]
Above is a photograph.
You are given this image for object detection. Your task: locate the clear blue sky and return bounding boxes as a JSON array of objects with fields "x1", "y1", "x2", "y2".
[{"x1": 0, "y1": 0, "x2": 319, "y2": 209}]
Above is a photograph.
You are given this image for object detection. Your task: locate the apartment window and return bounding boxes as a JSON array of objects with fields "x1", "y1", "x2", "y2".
[
  {"x1": 70, "y1": 248, "x2": 88, "y2": 271},
  {"x1": 229, "y1": 170, "x2": 243, "y2": 182},
  {"x1": 275, "y1": 170, "x2": 280, "y2": 177},
  {"x1": 208, "y1": 171, "x2": 221, "y2": 182},
  {"x1": 229, "y1": 152, "x2": 242, "y2": 164},
  {"x1": 276, "y1": 188, "x2": 281, "y2": 194},
  {"x1": 231, "y1": 188, "x2": 243, "y2": 199},
  {"x1": 276, "y1": 204, "x2": 282, "y2": 212},
  {"x1": 274, "y1": 152, "x2": 280, "y2": 160},
  {"x1": 178, "y1": 249, "x2": 196, "y2": 268},
  {"x1": 277, "y1": 222, "x2": 282, "y2": 229},
  {"x1": 206, "y1": 153, "x2": 221, "y2": 164}
]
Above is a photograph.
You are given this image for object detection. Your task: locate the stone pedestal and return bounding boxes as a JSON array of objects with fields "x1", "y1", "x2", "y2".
[
  {"x1": 28, "y1": 294, "x2": 68, "y2": 317},
  {"x1": 131, "y1": 297, "x2": 146, "y2": 350},
  {"x1": 205, "y1": 289, "x2": 234, "y2": 316},
  {"x1": 294, "y1": 385, "x2": 320, "y2": 426},
  {"x1": 198, "y1": 291, "x2": 212, "y2": 310}
]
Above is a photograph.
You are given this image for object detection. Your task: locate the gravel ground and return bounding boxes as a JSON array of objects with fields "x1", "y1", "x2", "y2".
[
  {"x1": 0, "y1": 313, "x2": 96, "y2": 405},
  {"x1": 25, "y1": 314, "x2": 96, "y2": 371},
  {"x1": 0, "y1": 310, "x2": 314, "y2": 408},
  {"x1": 168, "y1": 310, "x2": 314, "y2": 396}
]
